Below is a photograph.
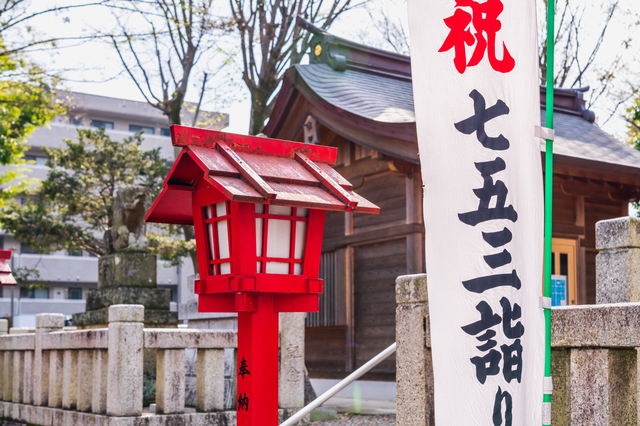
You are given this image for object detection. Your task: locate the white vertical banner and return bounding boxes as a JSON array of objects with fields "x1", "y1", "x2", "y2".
[{"x1": 407, "y1": 1, "x2": 544, "y2": 425}]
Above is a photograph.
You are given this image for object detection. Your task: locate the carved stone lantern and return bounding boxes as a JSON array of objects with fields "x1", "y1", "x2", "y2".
[{"x1": 146, "y1": 126, "x2": 379, "y2": 425}]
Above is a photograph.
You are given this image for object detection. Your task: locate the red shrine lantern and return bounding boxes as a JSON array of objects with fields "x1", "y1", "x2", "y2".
[
  {"x1": 146, "y1": 126, "x2": 379, "y2": 425},
  {"x1": 0, "y1": 250, "x2": 17, "y2": 286}
]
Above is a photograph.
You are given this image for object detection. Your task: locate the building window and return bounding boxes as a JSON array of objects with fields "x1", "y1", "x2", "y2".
[
  {"x1": 90, "y1": 120, "x2": 114, "y2": 130},
  {"x1": 23, "y1": 155, "x2": 47, "y2": 166},
  {"x1": 129, "y1": 124, "x2": 155, "y2": 135},
  {"x1": 68, "y1": 287, "x2": 83, "y2": 300},
  {"x1": 71, "y1": 117, "x2": 83, "y2": 126},
  {"x1": 160, "y1": 127, "x2": 171, "y2": 137},
  {"x1": 20, "y1": 242, "x2": 40, "y2": 254},
  {"x1": 67, "y1": 249, "x2": 83, "y2": 257},
  {"x1": 20, "y1": 287, "x2": 49, "y2": 299}
]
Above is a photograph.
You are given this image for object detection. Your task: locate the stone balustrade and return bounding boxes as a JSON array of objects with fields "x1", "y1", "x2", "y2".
[
  {"x1": 0, "y1": 304, "x2": 306, "y2": 426},
  {"x1": 395, "y1": 216, "x2": 640, "y2": 425},
  {"x1": 395, "y1": 275, "x2": 640, "y2": 425}
]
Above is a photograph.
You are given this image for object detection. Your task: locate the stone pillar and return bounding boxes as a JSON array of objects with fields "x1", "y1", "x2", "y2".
[
  {"x1": 106, "y1": 304, "x2": 144, "y2": 416},
  {"x1": 596, "y1": 216, "x2": 640, "y2": 303},
  {"x1": 48, "y1": 350, "x2": 64, "y2": 408},
  {"x1": 156, "y1": 349, "x2": 186, "y2": 414},
  {"x1": 0, "y1": 317, "x2": 5, "y2": 401},
  {"x1": 551, "y1": 303, "x2": 640, "y2": 424},
  {"x1": 23, "y1": 350, "x2": 33, "y2": 404},
  {"x1": 396, "y1": 274, "x2": 434, "y2": 426},
  {"x1": 92, "y1": 349, "x2": 108, "y2": 414},
  {"x1": 278, "y1": 312, "x2": 305, "y2": 409},
  {"x1": 77, "y1": 349, "x2": 93, "y2": 412},
  {"x1": 33, "y1": 313, "x2": 64, "y2": 406},
  {"x1": 12, "y1": 351, "x2": 24, "y2": 402},
  {"x1": 62, "y1": 350, "x2": 78, "y2": 409},
  {"x1": 231, "y1": 348, "x2": 238, "y2": 410},
  {"x1": 196, "y1": 349, "x2": 225, "y2": 411},
  {"x1": 3, "y1": 350, "x2": 13, "y2": 401},
  {"x1": 568, "y1": 348, "x2": 637, "y2": 424}
]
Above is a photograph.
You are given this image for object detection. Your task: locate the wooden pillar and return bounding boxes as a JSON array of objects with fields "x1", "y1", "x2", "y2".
[
  {"x1": 406, "y1": 172, "x2": 425, "y2": 274},
  {"x1": 335, "y1": 246, "x2": 355, "y2": 372},
  {"x1": 576, "y1": 195, "x2": 587, "y2": 305}
]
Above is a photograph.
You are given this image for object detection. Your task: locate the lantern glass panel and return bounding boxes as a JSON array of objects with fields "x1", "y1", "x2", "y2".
[
  {"x1": 216, "y1": 202, "x2": 227, "y2": 217},
  {"x1": 266, "y1": 219, "x2": 291, "y2": 258},
  {"x1": 207, "y1": 224, "x2": 216, "y2": 261},
  {"x1": 256, "y1": 204, "x2": 308, "y2": 275},
  {"x1": 270, "y1": 205, "x2": 292, "y2": 216},
  {"x1": 204, "y1": 201, "x2": 231, "y2": 276},
  {"x1": 294, "y1": 222, "x2": 307, "y2": 260},
  {"x1": 266, "y1": 262, "x2": 290, "y2": 274},
  {"x1": 255, "y1": 219, "x2": 264, "y2": 257},
  {"x1": 217, "y1": 220, "x2": 230, "y2": 258}
]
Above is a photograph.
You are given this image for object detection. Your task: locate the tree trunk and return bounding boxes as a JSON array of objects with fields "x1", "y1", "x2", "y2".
[{"x1": 249, "y1": 87, "x2": 273, "y2": 136}]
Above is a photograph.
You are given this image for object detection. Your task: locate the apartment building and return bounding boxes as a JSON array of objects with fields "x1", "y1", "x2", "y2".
[{"x1": 0, "y1": 91, "x2": 228, "y2": 326}]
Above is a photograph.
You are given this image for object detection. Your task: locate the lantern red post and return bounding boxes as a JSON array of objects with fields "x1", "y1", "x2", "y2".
[{"x1": 146, "y1": 126, "x2": 379, "y2": 425}]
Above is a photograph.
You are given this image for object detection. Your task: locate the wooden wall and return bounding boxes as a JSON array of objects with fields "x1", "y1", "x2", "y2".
[
  {"x1": 305, "y1": 326, "x2": 347, "y2": 372},
  {"x1": 353, "y1": 239, "x2": 405, "y2": 372},
  {"x1": 306, "y1": 132, "x2": 420, "y2": 380},
  {"x1": 551, "y1": 175, "x2": 629, "y2": 304},
  {"x1": 583, "y1": 193, "x2": 627, "y2": 303}
]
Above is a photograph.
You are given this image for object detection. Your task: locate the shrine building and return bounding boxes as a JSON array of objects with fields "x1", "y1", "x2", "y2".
[{"x1": 263, "y1": 25, "x2": 640, "y2": 381}]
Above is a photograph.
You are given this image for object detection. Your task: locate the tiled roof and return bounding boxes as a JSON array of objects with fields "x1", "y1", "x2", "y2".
[
  {"x1": 539, "y1": 110, "x2": 640, "y2": 169},
  {"x1": 296, "y1": 64, "x2": 415, "y2": 123},
  {"x1": 146, "y1": 126, "x2": 380, "y2": 226},
  {"x1": 294, "y1": 63, "x2": 640, "y2": 170}
]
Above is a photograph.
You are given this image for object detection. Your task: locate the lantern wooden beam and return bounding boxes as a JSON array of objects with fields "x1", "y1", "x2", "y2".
[
  {"x1": 294, "y1": 152, "x2": 357, "y2": 209},
  {"x1": 216, "y1": 142, "x2": 278, "y2": 200}
]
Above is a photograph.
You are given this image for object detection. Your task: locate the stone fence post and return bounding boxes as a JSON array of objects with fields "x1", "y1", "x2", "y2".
[
  {"x1": 106, "y1": 304, "x2": 144, "y2": 416},
  {"x1": 551, "y1": 304, "x2": 640, "y2": 424},
  {"x1": 395, "y1": 274, "x2": 433, "y2": 426},
  {"x1": 0, "y1": 319, "x2": 7, "y2": 335},
  {"x1": 595, "y1": 216, "x2": 640, "y2": 303},
  {"x1": 33, "y1": 313, "x2": 64, "y2": 407},
  {"x1": 279, "y1": 312, "x2": 306, "y2": 411}
]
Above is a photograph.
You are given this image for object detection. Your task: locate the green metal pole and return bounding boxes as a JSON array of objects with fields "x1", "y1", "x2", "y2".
[{"x1": 543, "y1": 0, "x2": 555, "y2": 424}]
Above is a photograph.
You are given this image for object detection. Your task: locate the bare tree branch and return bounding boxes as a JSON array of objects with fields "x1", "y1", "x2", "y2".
[{"x1": 230, "y1": 0, "x2": 363, "y2": 134}]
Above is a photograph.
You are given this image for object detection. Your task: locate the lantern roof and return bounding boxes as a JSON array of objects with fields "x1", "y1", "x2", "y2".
[
  {"x1": 0, "y1": 250, "x2": 17, "y2": 286},
  {"x1": 145, "y1": 126, "x2": 380, "y2": 225}
]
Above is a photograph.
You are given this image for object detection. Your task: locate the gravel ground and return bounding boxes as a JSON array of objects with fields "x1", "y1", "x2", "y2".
[{"x1": 312, "y1": 413, "x2": 396, "y2": 425}]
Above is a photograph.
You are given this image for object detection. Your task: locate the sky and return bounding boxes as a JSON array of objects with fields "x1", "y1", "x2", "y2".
[{"x1": 10, "y1": 0, "x2": 639, "y2": 138}]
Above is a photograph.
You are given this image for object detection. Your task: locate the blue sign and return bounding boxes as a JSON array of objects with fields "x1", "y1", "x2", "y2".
[{"x1": 551, "y1": 275, "x2": 567, "y2": 306}]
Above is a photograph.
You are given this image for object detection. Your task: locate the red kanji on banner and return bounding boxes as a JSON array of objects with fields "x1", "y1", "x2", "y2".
[{"x1": 439, "y1": 0, "x2": 515, "y2": 74}]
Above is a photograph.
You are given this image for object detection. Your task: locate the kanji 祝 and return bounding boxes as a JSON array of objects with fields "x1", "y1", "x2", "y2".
[{"x1": 439, "y1": 0, "x2": 515, "y2": 74}]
